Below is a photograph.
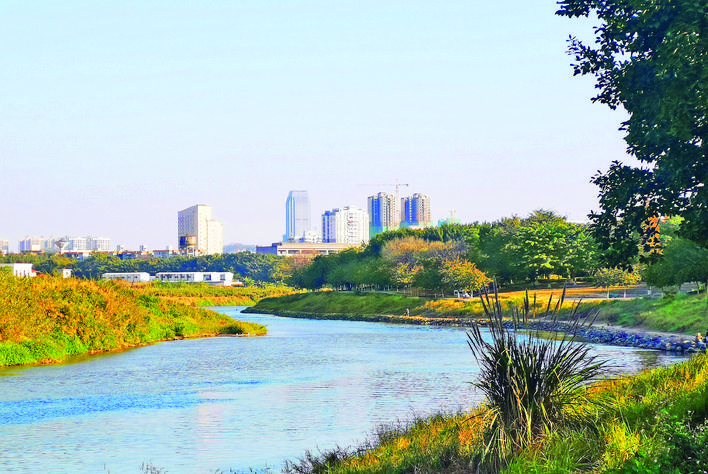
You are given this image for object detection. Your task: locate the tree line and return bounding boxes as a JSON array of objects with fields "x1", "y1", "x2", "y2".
[
  {"x1": 290, "y1": 210, "x2": 600, "y2": 292},
  {"x1": 0, "y1": 252, "x2": 288, "y2": 285},
  {"x1": 2, "y1": 212, "x2": 705, "y2": 292}
]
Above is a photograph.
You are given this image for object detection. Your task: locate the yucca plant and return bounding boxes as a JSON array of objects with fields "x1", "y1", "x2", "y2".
[{"x1": 467, "y1": 286, "x2": 608, "y2": 471}]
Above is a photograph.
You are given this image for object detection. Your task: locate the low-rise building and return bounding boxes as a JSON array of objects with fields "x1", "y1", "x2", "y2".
[
  {"x1": 102, "y1": 272, "x2": 151, "y2": 283},
  {"x1": 0, "y1": 263, "x2": 36, "y2": 277},
  {"x1": 155, "y1": 271, "x2": 234, "y2": 285},
  {"x1": 256, "y1": 241, "x2": 354, "y2": 256}
]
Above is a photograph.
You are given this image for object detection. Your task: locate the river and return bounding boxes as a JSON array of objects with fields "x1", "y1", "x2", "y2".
[{"x1": 0, "y1": 307, "x2": 688, "y2": 473}]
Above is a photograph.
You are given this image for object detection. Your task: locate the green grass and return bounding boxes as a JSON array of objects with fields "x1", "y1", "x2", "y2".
[
  {"x1": 250, "y1": 289, "x2": 708, "y2": 336},
  {"x1": 134, "y1": 282, "x2": 298, "y2": 306},
  {"x1": 590, "y1": 292, "x2": 708, "y2": 334},
  {"x1": 248, "y1": 291, "x2": 429, "y2": 319}
]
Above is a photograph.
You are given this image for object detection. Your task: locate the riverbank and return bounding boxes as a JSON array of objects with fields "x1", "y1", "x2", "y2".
[
  {"x1": 130, "y1": 282, "x2": 299, "y2": 306},
  {"x1": 284, "y1": 352, "x2": 708, "y2": 473},
  {"x1": 246, "y1": 290, "x2": 708, "y2": 353},
  {"x1": 0, "y1": 275, "x2": 267, "y2": 368}
]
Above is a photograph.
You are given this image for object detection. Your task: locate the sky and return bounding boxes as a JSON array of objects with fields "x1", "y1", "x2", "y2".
[{"x1": 1, "y1": 1, "x2": 632, "y2": 251}]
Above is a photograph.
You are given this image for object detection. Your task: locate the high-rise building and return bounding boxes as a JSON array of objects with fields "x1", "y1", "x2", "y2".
[
  {"x1": 18, "y1": 236, "x2": 112, "y2": 254},
  {"x1": 19, "y1": 236, "x2": 44, "y2": 253},
  {"x1": 178, "y1": 204, "x2": 223, "y2": 255},
  {"x1": 285, "y1": 190, "x2": 312, "y2": 242},
  {"x1": 367, "y1": 192, "x2": 398, "y2": 238},
  {"x1": 322, "y1": 206, "x2": 368, "y2": 245},
  {"x1": 67, "y1": 236, "x2": 90, "y2": 251},
  {"x1": 88, "y1": 236, "x2": 112, "y2": 252},
  {"x1": 0, "y1": 239, "x2": 9, "y2": 255},
  {"x1": 402, "y1": 193, "x2": 432, "y2": 228}
]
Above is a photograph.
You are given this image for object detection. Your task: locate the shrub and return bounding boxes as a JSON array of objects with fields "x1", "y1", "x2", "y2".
[{"x1": 466, "y1": 287, "x2": 608, "y2": 471}]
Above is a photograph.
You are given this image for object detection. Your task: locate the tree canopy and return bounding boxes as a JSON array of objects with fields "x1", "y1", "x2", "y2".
[{"x1": 557, "y1": 0, "x2": 708, "y2": 258}]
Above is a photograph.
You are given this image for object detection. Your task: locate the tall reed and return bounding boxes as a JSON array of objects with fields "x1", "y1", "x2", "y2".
[{"x1": 466, "y1": 287, "x2": 608, "y2": 471}]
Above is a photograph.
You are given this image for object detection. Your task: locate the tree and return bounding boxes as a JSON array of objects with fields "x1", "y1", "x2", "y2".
[
  {"x1": 440, "y1": 259, "x2": 489, "y2": 294},
  {"x1": 594, "y1": 267, "x2": 642, "y2": 297},
  {"x1": 643, "y1": 237, "x2": 708, "y2": 288},
  {"x1": 507, "y1": 219, "x2": 598, "y2": 281},
  {"x1": 557, "y1": 1, "x2": 708, "y2": 256}
]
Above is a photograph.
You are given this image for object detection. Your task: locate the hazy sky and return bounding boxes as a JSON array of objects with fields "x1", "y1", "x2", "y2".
[{"x1": 1, "y1": 1, "x2": 631, "y2": 251}]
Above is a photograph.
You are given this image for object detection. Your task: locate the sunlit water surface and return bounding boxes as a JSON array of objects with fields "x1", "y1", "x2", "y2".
[{"x1": 0, "y1": 307, "x2": 687, "y2": 473}]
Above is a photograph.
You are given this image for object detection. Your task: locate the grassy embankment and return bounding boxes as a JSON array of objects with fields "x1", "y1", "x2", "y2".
[
  {"x1": 265, "y1": 289, "x2": 708, "y2": 472},
  {"x1": 0, "y1": 274, "x2": 267, "y2": 368},
  {"x1": 132, "y1": 281, "x2": 299, "y2": 307},
  {"x1": 249, "y1": 288, "x2": 708, "y2": 334},
  {"x1": 284, "y1": 353, "x2": 708, "y2": 473}
]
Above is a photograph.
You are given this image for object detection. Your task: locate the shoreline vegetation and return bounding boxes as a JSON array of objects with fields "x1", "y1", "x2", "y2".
[
  {"x1": 4, "y1": 274, "x2": 707, "y2": 472},
  {"x1": 131, "y1": 282, "x2": 298, "y2": 307},
  {"x1": 282, "y1": 353, "x2": 708, "y2": 474},
  {"x1": 275, "y1": 289, "x2": 708, "y2": 474},
  {"x1": 246, "y1": 288, "x2": 708, "y2": 353},
  {"x1": 0, "y1": 276, "x2": 273, "y2": 368}
]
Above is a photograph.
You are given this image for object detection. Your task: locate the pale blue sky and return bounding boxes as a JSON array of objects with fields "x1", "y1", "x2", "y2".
[{"x1": 1, "y1": 1, "x2": 629, "y2": 250}]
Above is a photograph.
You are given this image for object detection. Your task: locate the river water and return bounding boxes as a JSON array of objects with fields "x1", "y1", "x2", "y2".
[{"x1": 0, "y1": 307, "x2": 687, "y2": 473}]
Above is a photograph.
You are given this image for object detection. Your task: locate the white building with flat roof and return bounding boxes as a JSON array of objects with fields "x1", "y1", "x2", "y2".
[
  {"x1": 0, "y1": 263, "x2": 35, "y2": 277},
  {"x1": 177, "y1": 204, "x2": 223, "y2": 255},
  {"x1": 322, "y1": 206, "x2": 368, "y2": 245},
  {"x1": 102, "y1": 272, "x2": 151, "y2": 283},
  {"x1": 155, "y1": 271, "x2": 233, "y2": 285},
  {"x1": 256, "y1": 241, "x2": 354, "y2": 256}
]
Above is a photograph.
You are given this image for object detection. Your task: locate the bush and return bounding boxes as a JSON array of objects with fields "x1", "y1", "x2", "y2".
[{"x1": 466, "y1": 287, "x2": 608, "y2": 471}]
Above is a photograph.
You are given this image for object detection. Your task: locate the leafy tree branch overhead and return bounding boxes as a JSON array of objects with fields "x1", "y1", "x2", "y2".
[{"x1": 557, "y1": 0, "x2": 708, "y2": 258}]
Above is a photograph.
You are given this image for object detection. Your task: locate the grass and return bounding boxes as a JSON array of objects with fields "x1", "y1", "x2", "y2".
[
  {"x1": 247, "y1": 291, "x2": 429, "y2": 319},
  {"x1": 590, "y1": 292, "x2": 708, "y2": 334},
  {"x1": 130, "y1": 282, "x2": 298, "y2": 306},
  {"x1": 248, "y1": 286, "x2": 708, "y2": 336},
  {"x1": 0, "y1": 274, "x2": 267, "y2": 368}
]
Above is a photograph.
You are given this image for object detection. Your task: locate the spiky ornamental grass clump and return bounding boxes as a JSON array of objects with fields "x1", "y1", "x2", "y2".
[{"x1": 466, "y1": 286, "x2": 609, "y2": 471}]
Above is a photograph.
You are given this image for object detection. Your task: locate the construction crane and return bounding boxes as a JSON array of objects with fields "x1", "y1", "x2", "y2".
[
  {"x1": 358, "y1": 181, "x2": 409, "y2": 222},
  {"x1": 358, "y1": 181, "x2": 409, "y2": 200}
]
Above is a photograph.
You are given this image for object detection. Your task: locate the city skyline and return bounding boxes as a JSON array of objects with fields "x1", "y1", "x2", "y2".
[{"x1": 1, "y1": 2, "x2": 631, "y2": 250}]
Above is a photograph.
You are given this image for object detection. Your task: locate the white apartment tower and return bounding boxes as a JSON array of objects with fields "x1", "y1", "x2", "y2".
[
  {"x1": 322, "y1": 206, "x2": 369, "y2": 245},
  {"x1": 178, "y1": 204, "x2": 223, "y2": 255}
]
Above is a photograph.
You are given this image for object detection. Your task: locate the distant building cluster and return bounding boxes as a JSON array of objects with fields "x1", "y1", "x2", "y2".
[
  {"x1": 255, "y1": 187, "x2": 433, "y2": 257},
  {"x1": 2, "y1": 190, "x2": 435, "y2": 259},
  {"x1": 17, "y1": 235, "x2": 111, "y2": 255}
]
